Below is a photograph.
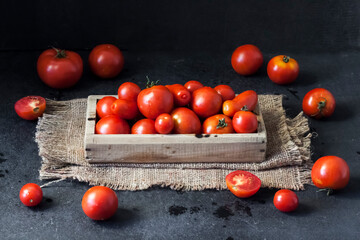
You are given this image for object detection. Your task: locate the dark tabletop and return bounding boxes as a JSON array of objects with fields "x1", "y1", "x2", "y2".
[{"x1": 0, "y1": 1, "x2": 359, "y2": 240}]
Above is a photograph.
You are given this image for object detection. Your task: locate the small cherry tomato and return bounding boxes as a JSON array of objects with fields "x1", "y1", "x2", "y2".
[
  {"x1": 184, "y1": 80, "x2": 204, "y2": 94},
  {"x1": 232, "y1": 111, "x2": 258, "y2": 133},
  {"x1": 225, "y1": 170, "x2": 261, "y2": 198},
  {"x1": 155, "y1": 113, "x2": 174, "y2": 134},
  {"x1": 95, "y1": 115, "x2": 130, "y2": 134},
  {"x1": 214, "y1": 85, "x2": 235, "y2": 102},
  {"x1": 203, "y1": 114, "x2": 234, "y2": 134},
  {"x1": 15, "y1": 96, "x2": 46, "y2": 120},
  {"x1": 88, "y1": 44, "x2": 124, "y2": 78},
  {"x1": 131, "y1": 119, "x2": 157, "y2": 134},
  {"x1": 302, "y1": 88, "x2": 336, "y2": 119},
  {"x1": 231, "y1": 44, "x2": 263, "y2": 76},
  {"x1": 82, "y1": 186, "x2": 118, "y2": 221},
  {"x1": 311, "y1": 156, "x2": 350, "y2": 190},
  {"x1": 223, "y1": 90, "x2": 258, "y2": 117},
  {"x1": 273, "y1": 189, "x2": 299, "y2": 212},
  {"x1": 118, "y1": 82, "x2": 141, "y2": 102},
  {"x1": 166, "y1": 84, "x2": 191, "y2": 107},
  {"x1": 191, "y1": 87, "x2": 222, "y2": 119},
  {"x1": 111, "y1": 99, "x2": 139, "y2": 120},
  {"x1": 267, "y1": 55, "x2": 299, "y2": 85},
  {"x1": 171, "y1": 107, "x2": 201, "y2": 134},
  {"x1": 19, "y1": 183, "x2": 43, "y2": 207},
  {"x1": 96, "y1": 96, "x2": 117, "y2": 119}
]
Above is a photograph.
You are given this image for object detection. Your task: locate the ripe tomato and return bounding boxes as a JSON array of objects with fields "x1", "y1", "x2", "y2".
[
  {"x1": 37, "y1": 48, "x2": 83, "y2": 89},
  {"x1": 311, "y1": 156, "x2": 350, "y2": 190},
  {"x1": 111, "y1": 99, "x2": 139, "y2": 120},
  {"x1": 95, "y1": 115, "x2": 130, "y2": 134},
  {"x1": 184, "y1": 80, "x2": 204, "y2": 94},
  {"x1": 166, "y1": 84, "x2": 191, "y2": 107},
  {"x1": 231, "y1": 44, "x2": 263, "y2": 76},
  {"x1": 273, "y1": 189, "x2": 299, "y2": 212},
  {"x1": 88, "y1": 44, "x2": 124, "y2": 78},
  {"x1": 214, "y1": 85, "x2": 235, "y2": 102},
  {"x1": 155, "y1": 113, "x2": 174, "y2": 134},
  {"x1": 19, "y1": 183, "x2": 43, "y2": 207},
  {"x1": 96, "y1": 96, "x2": 117, "y2": 119},
  {"x1": 232, "y1": 111, "x2": 258, "y2": 133},
  {"x1": 171, "y1": 107, "x2": 201, "y2": 134},
  {"x1": 118, "y1": 82, "x2": 141, "y2": 102},
  {"x1": 137, "y1": 84, "x2": 174, "y2": 120},
  {"x1": 131, "y1": 119, "x2": 157, "y2": 134},
  {"x1": 302, "y1": 88, "x2": 336, "y2": 119},
  {"x1": 82, "y1": 186, "x2": 118, "y2": 220},
  {"x1": 191, "y1": 87, "x2": 222, "y2": 119},
  {"x1": 202, "y1": 114, "x2": 234, "y2": 134},
  {"x1": 225, "y1": 170, "x2": 261, "y2": 198},
  {"x1": 223, "y1": 90, "x2": 258, "y2": 117},
  {"x1": 267, "y1": 55, "x2": 299, "y2": 85},
  {"x1": 15, "y1": 96, "x2": 46, "y2": 120}
]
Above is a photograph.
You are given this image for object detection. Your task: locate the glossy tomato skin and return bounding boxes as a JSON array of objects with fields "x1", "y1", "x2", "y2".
[
  {"x1": 96, "y1": 96, "x2": 117, "y2": 119},
  {"x1": 233, "y1": 111, "x2": 258, "y2": 133},
  {"x1": 15, "y1": 96, "x2": 46, "y2": 120},
  {"x1": 166, "y1": 84, "x2": 191, "y2": 107},
  {"x1": 111, "y1": 99, "x2": 139, "y2": 120},
  {"x1": 223, "y1": 90, "x2": 258, "y2": 117},
  {"x1": 137, "y1": 85, "x2": 174, "y2": 120},
  {"x1": 231, "y1": 44, "x2": 263, "y2": 76},
  {"x1": 191, "y1": 87, "x2": 222, "y2": 119},
  {"x1": 19, "y1": 183, "x2": 43, "y2": 207},
  {"x1": 214, "y1": 85, "x2": 235, "y2": 102},
  {"x1": 118, "y1": 82, "x2": 141, "y2": 102},
  {"x1": 184, "y1": 80, "x2": 204, "y2": 94},
  {"x1": 82, "y1": 186, "x2": 118, "y2": 220},
  {"x1": 155, "y1": 113, "x2": 174, "y2": 134},
  {"x1": 89, "y1": 44, "x2": 124, "y2": 78},
  {"x1": 273, "y1": 189, "x2": 299, "y2": 212},
  {"x1": 171, "y1": 107, "x2": 201, "y2": 134},
  {"x1": 37, "y1": 48, "x2": 83, "y2": 89},
  {"x1": 203, "y1": 114, "x2": 234, "y2": 134},
  {"x1": 302, "y1": 88, "x2": 336, "y2": 119},
  {"x1": 225, "y1": 170, "x2": 261, "y2": 198},
  {"x1": 311, "y1": 156, "x2": 350, "y2": 190},
  {"x1": 131, "y1": 119, "x2": 157, "y2": 134},
  {"x1": 95, "y1": 115, "x2": 130, "y2": 134},
  {"x1": 267, "y1": 55, "x2": 299, "y2": 85}
]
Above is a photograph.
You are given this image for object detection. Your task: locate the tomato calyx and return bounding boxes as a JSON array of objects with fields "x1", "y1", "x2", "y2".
[
  {"x1": 317, "y1": 188, "x2": 334, "y2": 196},
  {"x1": 241, "y1": 105, "x2": 249, "y2": 111},
  {"x1": 283, "y1": 56, "x2": 290, "y2": 63},
  {"x1": 145, "y1": 76, "x2": 160, "y2": 88},
  {"x1": 216, "y1": 118, "x2": 228, "y2": 129},
  {"x1": 52, "y1": 47, "x2": 67, "y2": 58}
]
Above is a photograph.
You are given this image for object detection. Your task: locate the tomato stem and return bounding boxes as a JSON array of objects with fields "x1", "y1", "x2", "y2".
[
  {"x1": 52, "y1": 47, "x2": 67, "y2": 58},
  {"x1": 145, "y1": 76, "x2": 160, "y2": 88},
  {"x1": 283, "y1": 56, "x2": 290, "y2": 63},
  {"x1": 317, "y1": 188, "x2": 334, "y2": 196},
  {"x1": 216, "y1": 118, "x2": 228, "y2": 129}
]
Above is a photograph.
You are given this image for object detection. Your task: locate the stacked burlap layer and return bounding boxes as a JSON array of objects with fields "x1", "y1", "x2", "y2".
[{"x1": 36, "y1": 95, "x2": 312, "y2": 191}]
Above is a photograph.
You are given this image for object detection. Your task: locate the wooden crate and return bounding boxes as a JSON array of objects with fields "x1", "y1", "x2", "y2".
[{"x1": 85, "y1": 95, "x2": 267, "y2": 164}]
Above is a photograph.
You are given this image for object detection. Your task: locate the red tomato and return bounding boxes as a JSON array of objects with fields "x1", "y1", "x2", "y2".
[
  {"x1": 88, "y1": 44, "x2": 124, "y2": 78},
  {"x1": 96, "y1": 96, "x2": 117, "y2": 119},
  {"x1": 37, "y1": 48, "x2": 83, "y2": 89},
  {"x1": 231, "y1": 44, "x2": 263, "y2": 75},
  {"x1": 273, "y1": 189, "x2": 299, "y2": 212},
  {"x1": 225, "y1": 170, "x2": 261, "y2": 198},
  {"x1": 184, "y1": 80, "x2": 204, "y2": 94},
  {"x1": 14, "y1": 96, "x2": 46, "y2": 120},
  {"x1": 223, "y1": 90, "x2": 258, "y2": 117},
  {"x1": 19, "y1": 183, "x2": 43, "y2": 207},
  {"x1": 302, "y1": 88, "x2": 336, "y2": 119},
  {"x1": 311, "y1": 156, "x2": 350, "y2": 190},
  {"x1": 95, "y1": 115, "x2": 130, "y2": 134},
  {"x1": 155, "y1": 113, "x2": 174, "y2": 134},
  {"x1": 166, "y1": 84, "x2": 191, "y2": 107},
  {"x1": 191, "y1": 87, "x2": 222, "y2": 119},
  {"x1": 233, "y1": 111, "x2": 258, "y2": 133},
  {"x1": 137, "y1": 85, "x2": 174, "y2": 120},
  {"x1": 202, "y1": 114, "x2": 234, "y2": 134},
  {"x1": 131, "y1": 119, "x2": 157, "y2": 134},
  {"x1": 171, "y1": 107, "x2": 201, "y2": 134},
  {"x1": 214, "y1": 85, "x2": 235, "y2": 102},
  {"x1": 111, "y1": 99, "x2": 139, "y2": 120},
  {"x1": 118, "y1": 82, "x2": 141, "y2": 102},
  {"x1": 267, "y1": 55, "x2": 299, "y2": 85},
  {"x1": 82, "y1": 186, "x2": 118, "y2": 220}
]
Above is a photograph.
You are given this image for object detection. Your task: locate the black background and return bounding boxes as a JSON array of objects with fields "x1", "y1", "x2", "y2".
[{"x1": 0, "y1": 1, "x2": 359, "y2": 239}]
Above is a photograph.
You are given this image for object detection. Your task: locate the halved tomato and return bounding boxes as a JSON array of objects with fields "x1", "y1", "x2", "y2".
[
  {"x1": 15, "y1": 96, "x2": 46, "y2": 120},
  {"x1": 225, "y1": 170, "x2": 261, "y2": 198}
]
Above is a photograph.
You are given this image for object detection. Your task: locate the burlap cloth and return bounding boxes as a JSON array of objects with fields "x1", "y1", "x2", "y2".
[{"x1": 35, "y1": 95, "x2": 312, "y2": 191}]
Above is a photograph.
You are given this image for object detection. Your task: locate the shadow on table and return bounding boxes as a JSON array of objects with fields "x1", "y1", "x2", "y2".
[{"x1": 94, "y1": 208, "x2": 138, "y2": 228}]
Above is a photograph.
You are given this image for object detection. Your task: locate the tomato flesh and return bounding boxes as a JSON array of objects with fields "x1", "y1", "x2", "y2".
[
  {"x1": 226, "y1": 170, "x2": 261, "y2": 198},
  {"x1": 15, "y1": 96, "x2": 46, "y2": 120},
  {"x1": 273, "y1": 189, "x2": 299, "y2": 212},
  {"x1": 19, "y1": 183, "x2": 43, "y2": 207}
]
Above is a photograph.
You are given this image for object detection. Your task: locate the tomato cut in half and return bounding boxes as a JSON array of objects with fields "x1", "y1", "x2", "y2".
[
  {"x1": 225, "y1": 170, "x2": 261, "y2": 198},
  {"x1": 15, "y1": 96, "x2": 46, "y2": 120}
]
